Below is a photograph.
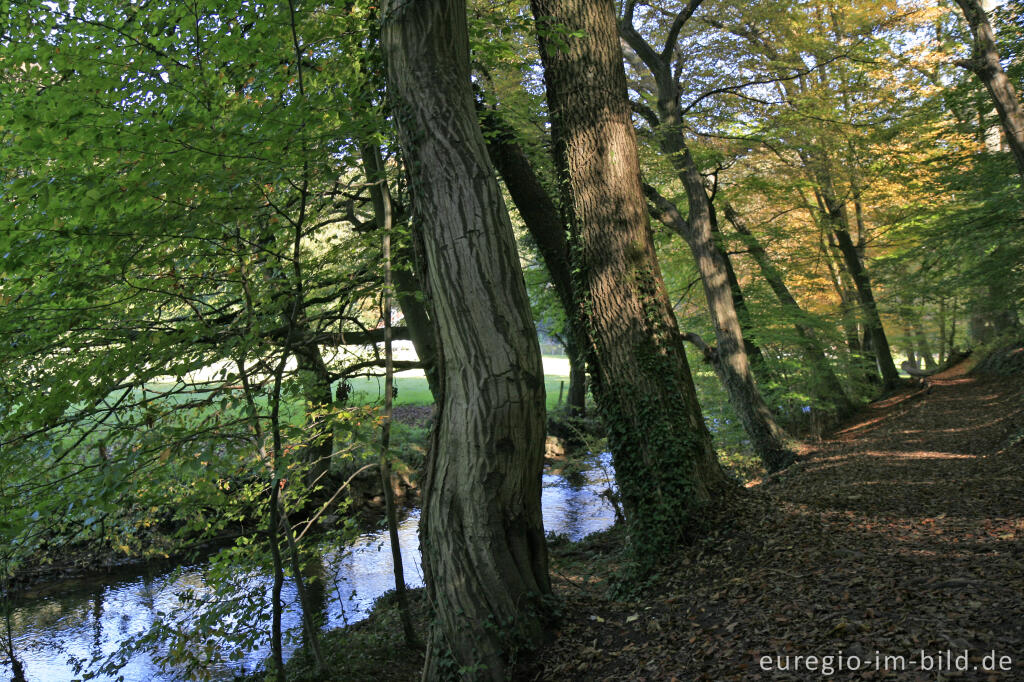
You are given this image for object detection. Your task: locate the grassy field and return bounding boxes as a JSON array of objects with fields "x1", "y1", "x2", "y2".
[{"x1": 347, "y1": 356, "x2": 572, "y2": 410}]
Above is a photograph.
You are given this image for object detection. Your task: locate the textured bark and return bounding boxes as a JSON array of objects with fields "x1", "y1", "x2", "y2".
[
  {"x1": 381, "y1": 0, "x2": 551, "y2": 678},
  {"x1": 955, "y1": 0, "x2": 1024, "y2": 179},
  {"x1": 532, "y1": 0, "x2": 727, "y2": 560},
  {"x1": 723, "y1": 204, "x2": 854, "y2": 415},
  {"x1": 620, "y1": 14, "x2": 793, "y2": 472},
  {"x1": 481, "y1": 111, "x2": 587, "y2": 418}
]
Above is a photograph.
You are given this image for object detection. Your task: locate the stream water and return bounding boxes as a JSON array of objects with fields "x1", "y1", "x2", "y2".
[{"x1": 1, "y1": 455, "x2": 616, "y2": 682}]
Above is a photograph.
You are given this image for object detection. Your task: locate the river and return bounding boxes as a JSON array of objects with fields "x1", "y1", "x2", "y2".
[{"x1": 1, "y1": 454, "x2": 616, "y2": 682}]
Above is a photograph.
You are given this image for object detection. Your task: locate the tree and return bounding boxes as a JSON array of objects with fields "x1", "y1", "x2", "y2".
[
  {"x1": 618, "y1": 1, "x2": 796, "y2": 470},
  {"x1": 698, "y1": 0, "x2": 908, "y2": 390},
  {"x1": 381, "y1": 0, "x2": 552, "y2": 677},
  {"x1": 531, "y1": 0, "x2": 728, "y2": 562},
  {"x1": 953, "y1": 0, "x2": 1024, "y2": 179},
  {"x1": 0, "y1": 2, "x2": 406, "y2": 674},
  {"x1": 479, "y1": 107, "x2": 588, "y2": 424},
  {"x1": 721, "y1": 203, "x2": 855, "y2": 415}
]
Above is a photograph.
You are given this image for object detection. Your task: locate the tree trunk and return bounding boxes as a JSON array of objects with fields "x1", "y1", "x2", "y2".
[
  {"x1": 391, "y1": 249, "x2": 441, "y2": 397},
  {"x1": 722, "y1": 203, "x2": 854, "y2": 415},
  {"x1": 360, "y1": 143, "x2": 441, "y2": 399},
  {"x1": 295, "y1": 346, "x2": 334, "y2": 496},
  {"x1": 711, "y1": 202, "x2": 771, "y2": 378},
  {"x1": 381, "y1": 0, "x2": 551, "y2": 678},
  {"x1": 532, "y1": 0, "x2": 727, "y2": 562},
  {"x1": 954, "y1": 0, "x2": 1024, "y2": 179},
  {"x1": 915, "y1": 324, "x2": 937, "y2": 370},
  {"x1": 939, "y1": 298, "x2": 948, "y2": 364},
  {"x1": 902, "y1": 323, "x2": 919, "y2": 370},
  {"x1": 823, "y1": 234, "x2": 865, "y2": 363},
  {"x1": 567, "y1": 348, "x2": 586, "y2": 419},
  {"x1": 642, "y1": 180, "x2": 793, "y2": 471},
  {"x1": 480, "y1": 109, "x2": 587, "y2": 420},
  {"x1": 817, "y1": 183, "x2": 900, "y2": 389},
  {"x1": 619, "y1": 18, "x2": 793, "y2": 472}
]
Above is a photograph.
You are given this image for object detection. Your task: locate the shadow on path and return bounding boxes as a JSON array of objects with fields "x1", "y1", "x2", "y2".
[{"x1": 540, "y1": 362, "x2": 1024, "y2": 680}]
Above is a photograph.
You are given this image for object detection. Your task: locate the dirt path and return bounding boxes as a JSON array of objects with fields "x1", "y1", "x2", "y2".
[{"x1": 539, "y1": 365, "x2": 1024, "y2": 680}]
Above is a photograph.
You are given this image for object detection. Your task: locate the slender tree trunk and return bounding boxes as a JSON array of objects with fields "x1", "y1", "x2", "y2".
[
  {"x1": 817, "y1": 182, "x2": 900, "y2": 390},
  {"x1": 939, "y1": 298, "x2": 948, "y2": 364},
  {"x1": 822, "y1": 235, "x2": 863, "y2": 359},
  {"x1": 915, "y1": 325, "x2": 937, "y2": 370},
  {"x1": 361, "y1": 144, "x2": 441, "y2": 399},
  {"x1": 954, "y1": 0, "x2": 1024, "y2": 179},
  {"x1": 2, "y1": 589, "x2": 27, "y2": 682},
  {"x1": 566, "y1": 348, "x2": 586, "y2": 419},
  {"x1": 642, "y1": 181, "x2": 793, "y2": 471},
  {"x1": 902, "y1": 322, "x2": 919, "y2": 370},
  {"x1": 268, "y1": 476, "x2": 285, "y2": 682},
  {"x1": 619, "y1": 18, "x2": 792, "y2": 471},
  {"x1": 532, "y1": 0, "x2": 727, "y2": 562},
  {"x1": 722, "y1": 203, "x2": 854, "y2": 415},
  {"x1": 380, "y1": 223, "x2": 418, "y2": 649},
  {"x1": 715, "y1": 217, "x2": 771, "y2": 378},
  {"x1": 295, "y1": 347, "x2": 333, "y2": 496},
  {"x1": 949, "y1": 296, "x2": 959, "y2": 351},
  {"x1": 904, "y1": 303, "x2": 937, "y2": 370},
  {"x1": 381, "y1": 1, "x2": 551, "y2": 677},
  {"x1": 278, "y1": 503, "x2": 326, "y2": 674}
]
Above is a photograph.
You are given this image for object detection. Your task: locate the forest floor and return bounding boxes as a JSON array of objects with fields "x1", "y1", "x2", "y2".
[
  {"x1": 312, "y1": 354, "x2": 1023, "y2": 681},
  {"x1": 535, "y1": 357, "x2": 1024, "y2": 680}
]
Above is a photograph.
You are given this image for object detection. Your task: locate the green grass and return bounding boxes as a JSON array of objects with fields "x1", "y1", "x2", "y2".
[
  {"x1": 347, "y1": 374, "x2": 435, "y2": 406},
  {"x1": 347, "y1": 356, "x2": 573, "y2": 410},
  {"x1": 51, "y1": 356, "x2": 572, "y2": 455}
]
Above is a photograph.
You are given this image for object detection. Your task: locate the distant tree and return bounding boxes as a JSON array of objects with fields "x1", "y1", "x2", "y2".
[{"x1": 619, "y1": 0, "x2": 795, "y2": 470}]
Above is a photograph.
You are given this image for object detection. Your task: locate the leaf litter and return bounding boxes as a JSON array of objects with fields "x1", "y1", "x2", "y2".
[{"x1": 535, "y1": 361, "x2": 1024, "y2": 680}]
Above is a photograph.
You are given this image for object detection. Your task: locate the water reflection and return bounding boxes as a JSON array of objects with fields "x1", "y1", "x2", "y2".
[{"x1": 1, "y1": 454, "x2": 616, "y2": 681}]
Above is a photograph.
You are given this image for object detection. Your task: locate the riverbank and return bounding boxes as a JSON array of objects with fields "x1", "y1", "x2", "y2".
[
  {"x1": 0, "y1": 442, "x2": 617, "y2": 682},
  {"x1": 295, "y1": 355, "x2": 1022, "y2": 680},
  {"x1": 2, "y1": 407, "x2": 433, "y2": 596}
]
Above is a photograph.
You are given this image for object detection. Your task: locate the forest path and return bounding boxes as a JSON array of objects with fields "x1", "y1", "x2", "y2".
[{"x1": 540, "y1": 362, "x2": 1024, "y2": 680}]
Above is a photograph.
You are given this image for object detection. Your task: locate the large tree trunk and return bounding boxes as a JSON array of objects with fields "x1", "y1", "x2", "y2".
[
  {"x1": 619, "y1": 18, "x2": 793, "y2": 472},
  {"x1": 954, "y1": 0, "x2": 1024, "y2": 179},
  {"x1": 381, "y1": 0, "x2": 551, "y2": 678},
  {"x1": 532, "y1": 0, "x2": 727, "y2": 561}
]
